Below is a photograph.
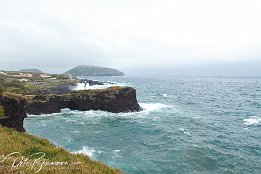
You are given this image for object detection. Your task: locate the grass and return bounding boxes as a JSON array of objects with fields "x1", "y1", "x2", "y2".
[
  {"x1": 0, "y1": 105, "x2": 5, "y2": 118},
  {"x1": 0, "y1": 126, "x2": 121, "y2": 174}
]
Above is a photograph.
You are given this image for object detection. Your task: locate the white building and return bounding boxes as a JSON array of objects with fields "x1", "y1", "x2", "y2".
[{"x1": 40, "y1": 74, "x2": 51, "y2": 78}]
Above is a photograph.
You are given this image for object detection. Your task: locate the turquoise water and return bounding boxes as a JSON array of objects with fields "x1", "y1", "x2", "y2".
[{"x1": 24, "y1": 76, "x2": 261, "y2": 174}]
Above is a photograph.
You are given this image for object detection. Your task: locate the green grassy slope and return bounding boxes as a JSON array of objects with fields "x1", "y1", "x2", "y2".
[{"x1": 0, "y1": 126, "x2": 121, "y2": 174}]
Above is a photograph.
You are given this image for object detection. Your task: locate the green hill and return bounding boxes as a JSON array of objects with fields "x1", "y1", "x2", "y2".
[
  {"x1": 64, "y1": 65, "x2": 125, "y2": 76},
  {"x1": 20, "y1": 69, "x2": 43, "y2": 73}
]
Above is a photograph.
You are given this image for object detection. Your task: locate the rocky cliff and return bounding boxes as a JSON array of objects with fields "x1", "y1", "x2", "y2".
[
  {"x1": 0, "y1": 86, "x2": 140, "y2": 132},
  {"x1": 26, "y1": 86, "x2": 140, "y2": 114},
  {"x1": 0, "y1": 94, "x2": 27, "y2": 132}
]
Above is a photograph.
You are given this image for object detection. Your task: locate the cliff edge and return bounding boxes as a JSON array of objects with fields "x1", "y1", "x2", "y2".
[
  {"x1": 0, "y1": 94, "x2": 26, "y2": 132},
  {"x1": 0, "y1": 86, "x2": 140, "y2": 132}
]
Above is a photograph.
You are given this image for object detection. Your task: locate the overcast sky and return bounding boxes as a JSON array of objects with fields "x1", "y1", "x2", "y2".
[{"x1": 0, "y1": 0, "x2": 260, "y2": 76}]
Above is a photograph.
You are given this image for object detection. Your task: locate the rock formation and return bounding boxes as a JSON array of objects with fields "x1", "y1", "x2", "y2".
[
  {"x1": 26, "y1": 86, "x2": 140, "y2": 114},
  {"x1": 0, "y1": 86, "x2": 140, "y2": 132},
  {"x1": 0, "y1": 94, "x2": 27, "y2": 132}
]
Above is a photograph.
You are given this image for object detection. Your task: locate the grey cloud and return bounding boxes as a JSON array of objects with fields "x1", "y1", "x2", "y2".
[{"x1": 0, "y1": 0, "x2": 261, "y2": 76}]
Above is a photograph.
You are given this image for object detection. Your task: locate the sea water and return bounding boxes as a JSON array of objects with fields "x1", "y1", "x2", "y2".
[{"x1": 24, "y1": 76, "x2": 261, "y2": 174}]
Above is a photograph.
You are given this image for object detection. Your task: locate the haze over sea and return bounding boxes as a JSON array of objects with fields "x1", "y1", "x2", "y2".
[{"x1": 24, "y1": 76, "x2": 261, "y2": 174}]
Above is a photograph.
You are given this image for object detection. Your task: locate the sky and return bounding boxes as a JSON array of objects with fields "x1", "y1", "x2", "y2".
[{"x1": 0, "y1": 0, "x2": 261, "y2": 76}]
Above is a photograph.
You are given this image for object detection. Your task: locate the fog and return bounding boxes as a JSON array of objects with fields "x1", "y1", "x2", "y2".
[{"x1": 0, "y1": 0, "x2": 260, "y2": 76}]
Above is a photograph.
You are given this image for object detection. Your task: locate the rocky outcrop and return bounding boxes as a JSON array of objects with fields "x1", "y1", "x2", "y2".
[
  {"x1": 40, "y1": 82, "x2": 77, "y2": 94},
  {"x1": 26, "y1": 86, "x2": 140, "y2": 114},
  {"x1": 0, "y1": 86, "x2": 140, "y2": 132},
  {"x1": 0, "y1": 94, "x2": 27, "y2": 132}
]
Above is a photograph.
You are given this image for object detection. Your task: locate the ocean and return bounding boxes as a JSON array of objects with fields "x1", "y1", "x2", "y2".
[{"x1": 24, "y1": 76, "x2": 261, "y2": 174}]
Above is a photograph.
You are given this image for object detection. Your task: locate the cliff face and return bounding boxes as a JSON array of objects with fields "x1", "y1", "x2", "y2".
[
  {"x1": 26, "y1": 86, "x2": 140, "y2": 114},
  {"x1": 0, "y1": 95, "x2": 27, "y2": 132},
  {"x1": 0, "y1": 87, "x2": 140, "y2": 132}
]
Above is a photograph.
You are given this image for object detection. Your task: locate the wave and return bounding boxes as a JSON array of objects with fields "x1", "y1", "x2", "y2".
[
  {"x1": 112, "y1": 150, "x2": 121, "y2": 159},
  {"x1": 73, "y1": 82, "x2": 126, "y2": 90},
  {"x1": 179, "y1": 128, "x2": 191, "y2": 136},
  {"x1": 73, "y1": 146, "x2": 96, "y2": 157},
  {"x1": 243, "y1": 117, "x2": 261, "y2": 126},
  {"x1": 162, "y1": 94, "x2": 168, "y2": 98},
  {"x1": 139, "y1": 103, "x2": 172, "y2": 113},
  {"x1": 27, "y1": 112, "x2": 62, "y2": 118},
  {"x1": 158, "y1": 93, "x2": 170, "y2": 98},
  {"x1": 27, "y1": 102, "x2": 172, "y2": 122}
]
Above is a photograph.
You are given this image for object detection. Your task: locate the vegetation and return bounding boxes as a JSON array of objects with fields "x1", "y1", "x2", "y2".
[
  {"x1": 64, "y1": 65, "x2": 125, "y2": 76},
  {"x1": 19, "y1": 69, "x2": 43, "y2": 73},
  {"x1": 1, "y1": 80, "x2": 41, "y2": 94},
  {"x1": 0, "y1": 126, "x2": 121, "y2": 174},
  {"x1": 0, "y1": 86, "x2": 3, "y2": 95},
  {"x1": 0, "y1": 73, "x2": 78, "y2": 95},
  {"x1": 0, "y1": 105, "x2": 5, "y2": 118}
]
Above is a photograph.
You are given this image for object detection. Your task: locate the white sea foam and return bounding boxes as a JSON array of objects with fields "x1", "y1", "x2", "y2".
[
  {"x1": 64, "y1": 102, "x2": 173, "y2": 120},
  {"x1": 243, "y1": 117, "x2": 261, "y2": 126},
  {"x1": 73, "y1": 82, "x2": 126, "y2": 90},
  {"x1": 73, "y1": 146, "x2": 96, "y2": 157},
  {"x1": 78, "y1": 121, "x2": 85, "y2": 125},
  {"x1": 159, "y1": 93, "x2": 170, "y2": 98},
  {"x1": 65, "y1": 137, "x2": 72, "y2": 143},
  {"x1": 179, "y1": 128, "x2": 191, "y2": 136},
  {"x1": 112, "y1": 150, "x2": 121, "y2": 159},
  {"x1": 152, "y1": 116, "x2": 161, "y2": 121},
  {"x1": 162, "y1": 94, "x2": 168, "y2": 97},
  {"x1": 27, "y1": 112, "x2": 61, "y2": 118},
  {"x1": 73, "y1": 130, "x2": 80, "y2": 134},
  {"x1": 140, "y1": 103, "x2": 172, "y2": 113}
]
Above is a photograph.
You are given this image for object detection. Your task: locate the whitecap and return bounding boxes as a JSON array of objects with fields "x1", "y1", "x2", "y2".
[
  {"x1": 112, "y1": 150, "x2": 121, "y2": 159},
  {"x1": 179, "y1": 128, "x2": 191, "y2": 136},
  {"x1": 73, "y1": 82, "x2": 126, "y2": 90},
  {"x1": 159, "y1": 93, "x2": 170, "y2": 98},
  {"x1": 27, "y1": 112, "x2": 61, "y2": 118},
  {"x1": 139, "y1": 103, "x2": 172, "y2": 113},
  {"x1": 243, "y1": 117, "x2": 261, "y2": 126},
  {"x1": 152, "y1": 116, "x2": 161, "y2": 121},
  {"x1": 162, "y1": 94, "x2": 168, "y2": 97},
  {"x1": 73, "y1": 130, "x2": 80, "y2": 134},
  {"x1": 95, "y1": 131, "x2": 103, "y2": 133},
  {"x1": 65, "y1": 137, "x2": 72, "y2": 143},
  {"x1": 73, "y1": 146, "x2": 95, "y2": 157},
  {"x1": 78, "y1": 121, "x2": 85, "y2": 125}
]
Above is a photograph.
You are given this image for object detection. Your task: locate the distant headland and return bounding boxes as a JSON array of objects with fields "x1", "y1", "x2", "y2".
[
  {"x1": 64, "y1": 65, "x2": 125, "y2": 76},
  {"x1": 19, "y1": 69, "x2": 43, "y2": 73}
]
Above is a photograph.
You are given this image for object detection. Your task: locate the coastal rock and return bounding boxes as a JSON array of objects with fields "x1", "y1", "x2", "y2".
[
  {"x1": 26, "y1": 86, "x2": 140, "y2": 114},
  {"x1": 40, "y1": 82, "x2": 77, "y2": 94},
  {"x1": 0, "y1": 95, "x2": 27, "y2": 132},
  {"x1": 0, "y1": 86, "x2": 140, "y2": 132}
]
